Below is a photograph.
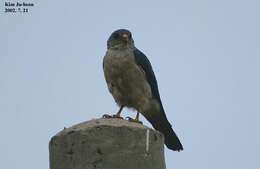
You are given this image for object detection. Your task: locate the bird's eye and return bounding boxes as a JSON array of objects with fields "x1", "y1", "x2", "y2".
[
  {"x1": 113, "y1": 33, "x2": 119, "y2": 39},
  {"x1": 129, "y1": 33, "x2": 132, "y2": 39}
]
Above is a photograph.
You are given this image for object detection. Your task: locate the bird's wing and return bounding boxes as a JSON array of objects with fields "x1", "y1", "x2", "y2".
[
  {"x1": 133, "y1": 48, "x2": 183, "y2": 151},
  {"x1": 133, "y1": 48, "x2": 161, "y2": 103}
]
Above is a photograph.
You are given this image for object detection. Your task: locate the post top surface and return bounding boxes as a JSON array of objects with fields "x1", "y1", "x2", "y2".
[{"x1": 55, "y1": 118, "x2": 160, "y2": 137}]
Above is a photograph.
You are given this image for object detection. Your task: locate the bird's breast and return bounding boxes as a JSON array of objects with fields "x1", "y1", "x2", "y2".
[
  {"x1": 103, "y1": 49, "x2": 153, "y2": 112},
  {"x1": 104, "y1": 50, "x2": 135, "y2": 71}
]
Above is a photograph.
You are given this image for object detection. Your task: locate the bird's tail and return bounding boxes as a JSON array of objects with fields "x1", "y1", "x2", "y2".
[{"x1": 143, "y1": 106, "x2": 183, "y2": 151}]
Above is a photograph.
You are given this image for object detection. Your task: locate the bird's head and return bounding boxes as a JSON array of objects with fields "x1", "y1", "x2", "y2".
[{"x1": 107, "y1": 29, "x2": 135, "y2": 49}]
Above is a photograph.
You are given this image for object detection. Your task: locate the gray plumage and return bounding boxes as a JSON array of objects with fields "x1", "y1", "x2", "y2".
[{"x1": 103, "y1": 29, "x2": 183, "y2": 151}]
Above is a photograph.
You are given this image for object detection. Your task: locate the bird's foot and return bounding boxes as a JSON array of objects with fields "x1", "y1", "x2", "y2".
[
  {"x1": 102, "y1": 114, "x2": 123, "y2": 119},
  {"x1": 126, "y1": 117, "x2": 143, "y2": 124}
]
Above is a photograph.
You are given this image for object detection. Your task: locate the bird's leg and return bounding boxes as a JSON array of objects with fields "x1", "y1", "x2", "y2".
[
  {"x1": 102, "y1": 106, "x2": 124, "y2": 119},
  {"x1": 113, "y1": 106, "x2": 124, "y2": 118},
  {"x1": 126, "y1": 112, "x2": 143, "y2": 124}
]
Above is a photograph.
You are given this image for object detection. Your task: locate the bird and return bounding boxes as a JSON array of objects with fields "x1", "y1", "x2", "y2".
[{"x1": 102, "y1": 29, "x2": 183, "y2": 151}]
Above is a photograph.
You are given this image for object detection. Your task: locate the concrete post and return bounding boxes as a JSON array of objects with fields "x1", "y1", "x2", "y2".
[{"x1": 49, "y1": 118, "x2": 166, "y2": 169}]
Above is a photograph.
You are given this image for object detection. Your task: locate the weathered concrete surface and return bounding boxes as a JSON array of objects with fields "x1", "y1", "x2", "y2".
[{"x1": 49, "y1": 118, "x2": 165, "y2": 169}]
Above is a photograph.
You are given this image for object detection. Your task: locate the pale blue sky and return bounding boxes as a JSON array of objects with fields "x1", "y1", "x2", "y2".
[{"x1": 0, "y1": 0, "x2": 259, "y2": 169}]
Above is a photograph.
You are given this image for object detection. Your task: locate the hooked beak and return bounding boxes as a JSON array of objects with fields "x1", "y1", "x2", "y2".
[{"x1": 122, "y1": 33, "x2": 129, "y2": 42}]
